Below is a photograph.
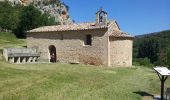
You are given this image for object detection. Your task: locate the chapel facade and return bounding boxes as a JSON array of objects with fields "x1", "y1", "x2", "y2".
[{"x1": 27, "y1": 8, "x2": 133, "y2": 67}]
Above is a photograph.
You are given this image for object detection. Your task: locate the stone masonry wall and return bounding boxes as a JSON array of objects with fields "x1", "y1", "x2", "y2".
[
  {"x1": 27, "y1": 29, "x2": 108, "y2": 65},
  {"x1": 3, "y1": 48, "x2": 38, "y2": 61},
  {"x1": 109, "y1": 37, "x2": 133, "y2": 67}
]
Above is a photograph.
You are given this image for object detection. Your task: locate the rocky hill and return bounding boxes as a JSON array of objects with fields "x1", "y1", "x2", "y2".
[{"x1": 6, "y1": 0, "x2": 72, "y2": 25}]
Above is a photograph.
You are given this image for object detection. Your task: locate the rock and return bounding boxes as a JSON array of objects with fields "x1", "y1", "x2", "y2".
[{"x1": 5, "y1": 0, "x2": 73, "y2": 25}]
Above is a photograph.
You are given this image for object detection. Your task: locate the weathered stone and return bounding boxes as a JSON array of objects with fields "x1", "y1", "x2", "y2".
[{"x1": 3, "y1": 48, "x2": 40, "y2": 63}]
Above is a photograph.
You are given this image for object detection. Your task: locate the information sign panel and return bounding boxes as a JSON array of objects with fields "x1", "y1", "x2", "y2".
[{"x1": 154, "y1": 66, "x2": 170, "y2": 100}]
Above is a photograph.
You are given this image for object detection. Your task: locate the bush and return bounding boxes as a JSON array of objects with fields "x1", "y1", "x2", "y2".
[{"x1": 133, "y1": 57, "x2": 153, "y2": 67}]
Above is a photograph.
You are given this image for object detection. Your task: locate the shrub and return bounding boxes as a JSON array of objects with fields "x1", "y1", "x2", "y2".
[
  {"x1": 166, "y1": 47, "x2": 170, "y2": 69},
  {"x1": 133, "y1": 57, "x2": 153, "y2": 67}
]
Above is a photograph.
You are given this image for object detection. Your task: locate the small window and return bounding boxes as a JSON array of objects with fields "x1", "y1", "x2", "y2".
[{"x1": 85, "y1": 35, "x2": 92, "y2": 45}]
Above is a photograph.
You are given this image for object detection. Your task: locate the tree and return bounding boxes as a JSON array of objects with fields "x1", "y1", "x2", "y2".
[
  {"x1": 0, "y1": 0, "x2": 21, "y2": 31},
  {"x1": 14, "y1": 5, "x2": 56, "y2": 38},
  {"x1": 0, "y1": 1, "x2": 60, "y2": 38},
  {"x1": 134, "y1": 30, "x2": 170, "y2": 66},
  {"x1": 138, "y1": 39, "x2": 160, "y2": 63},
  {"x1": 166, "y1": 47, "x2": 170, "y2": 68}
]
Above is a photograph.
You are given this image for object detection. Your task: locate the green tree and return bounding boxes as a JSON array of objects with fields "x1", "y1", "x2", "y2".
[
  {"x1": 14, "y1": 5, "x2": 56, "y2": 38},
  {"x1": 134, "y1": 30, "x2": 170, "y2": 66},
  {"x1": 138, "y1": 39, "x2": 160, "y2": 63},
  {"x1": 166, "y1": 47, "x2": 170, "y2": 68},
  {"x1": 0, "y1": 0, "x2": 21, "y2": 31}
]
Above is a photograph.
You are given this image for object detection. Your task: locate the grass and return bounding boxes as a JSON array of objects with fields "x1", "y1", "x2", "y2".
[
  {"x1": 0, "y1": 32, "x2": 26, "y2": 49},
  {"x1": 0, "y1": 32, "x2": 26, "y2": 61},
  {"x1": 0, "y1": 61, "x2": 170, "y2": 100}
]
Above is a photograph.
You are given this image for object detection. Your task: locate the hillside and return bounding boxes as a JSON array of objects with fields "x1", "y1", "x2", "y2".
[
  {"x1": 0, "y1": 32, "x2": 26, "y2": 61},
  {"x1": 135, "y1": 30, "x2": 170, "y2": 48},
  {"x1": 0, "y1": 32, "x2": 26, "y2": 49},
  {"x1": 134, "y1": 30, "x2": 170, "y2": 66}
]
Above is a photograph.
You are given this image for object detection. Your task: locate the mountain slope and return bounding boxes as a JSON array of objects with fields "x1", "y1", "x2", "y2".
[
  {"x1": 134, "y1": 30, "x2": 170, "y2": 66},
  {"x1": 135, "y1": 30, "x2": 170, "y2": 48}
]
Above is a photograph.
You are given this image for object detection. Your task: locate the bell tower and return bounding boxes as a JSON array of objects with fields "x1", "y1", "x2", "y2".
[{"x1": 96, "y1": 8, "x2": 108, "y2": 25}]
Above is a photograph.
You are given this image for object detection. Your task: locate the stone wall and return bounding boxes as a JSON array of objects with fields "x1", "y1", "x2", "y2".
[
  {"x1": 109, "y1": 37, "x2": 133, "y2": 67},
  {"x1": 3, "y1": 48, "x2": 40, "y2": 63},
  {"x1": 108, "y1": 21, "x2": 120, "y2": 34},
  {"x1": 27, "y1": 29, "x2": 108, "y2": 65}
]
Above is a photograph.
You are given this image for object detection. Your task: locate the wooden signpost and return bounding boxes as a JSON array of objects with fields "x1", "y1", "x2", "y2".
[{"x1": 154, "y1": 67, "x2": 170, "y2": 100}]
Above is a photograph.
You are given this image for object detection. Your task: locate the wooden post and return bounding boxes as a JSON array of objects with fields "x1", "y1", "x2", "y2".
[{"x1": 161, "y1": 76, "x2": 164, "y2": 100}]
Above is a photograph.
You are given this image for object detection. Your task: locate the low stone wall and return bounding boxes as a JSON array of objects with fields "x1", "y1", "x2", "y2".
[{"x1": 3, "y1": 48, "x2": 40, "y2": 63}]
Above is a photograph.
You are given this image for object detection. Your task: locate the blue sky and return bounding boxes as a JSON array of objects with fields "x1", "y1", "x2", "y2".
[{"x1": 62, "y1": 0, "x2": 170, "y2": 35}]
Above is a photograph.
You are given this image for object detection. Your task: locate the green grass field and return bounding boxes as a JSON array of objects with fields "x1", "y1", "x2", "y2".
[
  {"x1": 0, "y1": 32, "x2": 170, "y2": 100},
  {"x1": 0, "y1": 62, "x2": 170, "y2": 100},
  {"x1": 0, "y1": 32, "x2": 26, "y2": 61},
  {"x1": 0, "y1": 32, "x2": 26, "y2": 49}
]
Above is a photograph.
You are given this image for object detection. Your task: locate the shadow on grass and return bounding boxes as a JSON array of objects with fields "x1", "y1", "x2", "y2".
[{"x1": 133, "y1": 91, "x2": 154, "y2": 99}]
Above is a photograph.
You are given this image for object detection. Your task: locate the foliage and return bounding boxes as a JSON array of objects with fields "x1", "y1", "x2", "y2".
[
  {"x1": 133, "y1": 57, "x2": 153, "y2": 67},
  {"x1": 13, "y1": 5, "x2": 56, "y2": 38},
  {"x1": 0, "y1": 0, "x2": 21, "y2": 31},
  {"x1": 166, "y1": 47, "x2": 170, "y2": 68},
  {"x1": 138, "y1": 39, "x2": 160, "y2": 63},
  {"x1": 0, "y1": 1, "x2": 58, "y2": 38},
  {"x1": 134, "y1": 30, "x2": 170, "y2": 66}
]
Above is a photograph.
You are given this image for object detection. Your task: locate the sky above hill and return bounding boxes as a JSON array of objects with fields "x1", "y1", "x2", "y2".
[{"x1": 63, "y1": 0, "x2": 170, "y2": 35}]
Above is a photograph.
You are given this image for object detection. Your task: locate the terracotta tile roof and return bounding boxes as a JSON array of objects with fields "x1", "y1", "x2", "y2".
[
  {"x1": 27, "y1": 22, "x2": 108, "y2": 33},
  {"x1": 27, "y1": 21, "x2": 133, "y2": 38},
  {"x1": 109, "y1": 31, "x2": 133, "y2": 38}
]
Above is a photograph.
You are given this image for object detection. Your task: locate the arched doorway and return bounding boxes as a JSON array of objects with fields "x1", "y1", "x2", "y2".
[{"x1": 49, "y1": 45, "x2": 56, "y2": 63}]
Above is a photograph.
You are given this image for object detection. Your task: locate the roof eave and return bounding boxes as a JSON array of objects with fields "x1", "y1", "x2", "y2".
[
  {"x1": 109, "y1": 36, "x2": 134, "y2": 39},
  {"x1": 27, "y1": 27, "x2": 108, "y2": 33}
]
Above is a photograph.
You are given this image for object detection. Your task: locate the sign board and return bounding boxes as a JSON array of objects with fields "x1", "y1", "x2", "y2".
[
  {"x1": 154, "y1": 67, "x2": 170, "y2": 76},
  {"x1": 154, "y1": 66, "x2": 170, "y2": 99}
]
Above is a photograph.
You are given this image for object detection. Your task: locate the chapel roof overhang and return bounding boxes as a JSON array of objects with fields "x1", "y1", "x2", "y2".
[
  {"x1": 27, "y1": 22, "x2": 108, "y2": 33},
  {"x1": 109, "y1": 31, "x2": 134, "y2": 39}
]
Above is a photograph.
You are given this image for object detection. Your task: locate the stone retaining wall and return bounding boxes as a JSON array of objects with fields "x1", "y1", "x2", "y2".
[{"x1": 3, "y1": 48, "x2": 40, "y2": 63}]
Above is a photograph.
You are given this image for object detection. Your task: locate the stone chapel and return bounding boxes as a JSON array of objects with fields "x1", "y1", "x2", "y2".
[{"x1": 27, "y1": 8, "x2": 133, "y2": 67}]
